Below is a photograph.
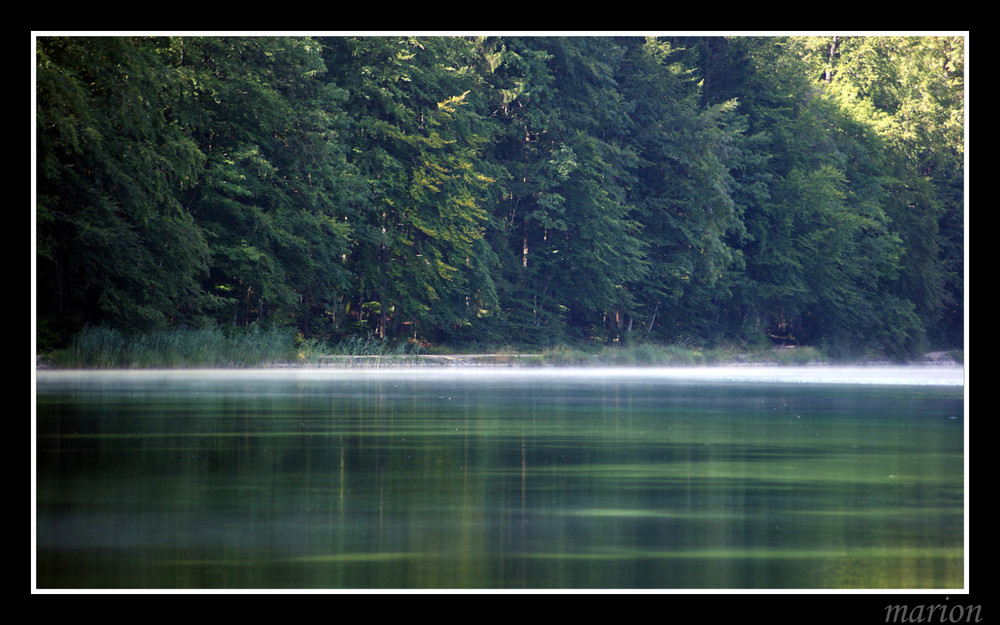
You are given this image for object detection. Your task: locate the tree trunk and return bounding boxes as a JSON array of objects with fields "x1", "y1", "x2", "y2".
[
  {"x1": 825, "y1": 36, "x2": 839, "y2": 82},
  {"x1": 647, "y1": 303, "x2": 659, "y2": 334}
]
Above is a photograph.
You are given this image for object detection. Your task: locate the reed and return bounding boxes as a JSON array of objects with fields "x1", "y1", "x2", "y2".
[
  {"x1": 328, "y1": 335, "x2": 421, "y2": 357},
  {"x1": 49, "y1": 324, "x2": 299, "y2": 368},
  {"x1": 531, "y1": 342, "x2": 828, "y2": 366},
  {"x1": 45, "y1": 328, "x2": 836, "y2": 369}
]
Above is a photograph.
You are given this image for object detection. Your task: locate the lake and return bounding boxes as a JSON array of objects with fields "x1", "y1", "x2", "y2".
[{"x1": 34, "y1": 365, "x2": 965, "y2": 590}]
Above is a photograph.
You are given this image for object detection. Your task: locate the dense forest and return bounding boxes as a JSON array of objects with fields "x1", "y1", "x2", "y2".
[{"x1": 35, "y1": 35, "x2": 965, "y2": 358}]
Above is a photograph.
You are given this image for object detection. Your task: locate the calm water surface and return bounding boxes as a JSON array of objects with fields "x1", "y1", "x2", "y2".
[{"x1": 34, "y1": 366, "x2": 965, "y2": 589}]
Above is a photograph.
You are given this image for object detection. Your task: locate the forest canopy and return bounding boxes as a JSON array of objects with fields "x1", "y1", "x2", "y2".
[{"x1": 34, "y1": 35, "x2": 965, "y2": 358}]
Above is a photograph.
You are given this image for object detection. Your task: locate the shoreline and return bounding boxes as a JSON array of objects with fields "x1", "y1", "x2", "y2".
[
  {"x1": 294, "y1": 353, "x2": 963, "y2": 367},
  {"x1": 36, "y1": 351, "x2": 964, "y2": 370}
]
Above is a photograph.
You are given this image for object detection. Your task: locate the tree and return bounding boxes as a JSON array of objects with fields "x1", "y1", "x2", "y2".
[
  {"x1": 163, "y1": 37, "x2": 357, "y2": 334},
  {"x1": 477, "y1": 37, "x2": 653, "y2": 345},
  {"x1": 821, "y1": 35, "x2": 964, "y2": 349},
  {"x1": 684, "y1": 36, "x2": 926, "y2": 355},
  {"x1": 617, "y1": 37, "x2": 745, "y2": 344},
  {"x1": 36, "y1": 37, "x2": 218, "y2": 346},
  {"x1": 320, "y1": 36, "x2": 499, "y2": 341}
]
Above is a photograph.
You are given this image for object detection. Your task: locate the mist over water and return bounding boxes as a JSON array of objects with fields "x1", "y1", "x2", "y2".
[
  {"x1": 36, "y1": 363, "x2": 966, "y2": 387},
  {"x1": 34, "y1": 365, "x2": 965, "y2": 589}
]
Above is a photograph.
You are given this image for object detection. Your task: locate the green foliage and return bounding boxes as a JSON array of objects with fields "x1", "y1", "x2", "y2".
[
  {"x1": 36, "y1": 35, "x2": 964, "y2": 360},
  {"x1": 36, "y1": 37, "x2": 219, "y2": 336},
  {"x1": 319, "y1": 36, "x2": 500, "y2": 342}
]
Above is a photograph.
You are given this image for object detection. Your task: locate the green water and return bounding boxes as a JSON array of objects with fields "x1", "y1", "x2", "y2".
[{"x1": 34, "y1": 367, "x2": 965, "y2": 589}]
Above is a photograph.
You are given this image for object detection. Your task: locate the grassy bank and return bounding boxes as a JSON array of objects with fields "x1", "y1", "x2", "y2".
[
  {"x1": 39, "y1": 326, "x2": 962, "y2": 369},
  {"x1": 41, "y1": 326, "x2": 430, "y2": 369},
  {"x1": 527, "y1": 343, "x2": 828, "y2": 366},
  {"x1": 45, "y1": 325, "x2": 300, "y2": 369}
]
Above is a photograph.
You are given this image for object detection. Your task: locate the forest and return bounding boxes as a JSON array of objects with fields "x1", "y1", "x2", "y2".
[{"x1": 35, "y1": 35, "x2": 965, "y2": 359}]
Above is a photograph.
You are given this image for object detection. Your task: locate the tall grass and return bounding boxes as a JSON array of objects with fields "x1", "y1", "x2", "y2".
[
  {"x1": 328, "y1": 335, "x2": 420, "y2": 357},
  {"x1": 49, "y1": 325, "x2": 299, "y2": 368},
  {"x1": 318, "y1": 335, "x2": 422, "y2": 367},
  {"x1": 45, "y1": 327, "x2": 833, "y2": 369},
  {"x1": 532, "y1": 342, "x2": 827, "y2": 366}
]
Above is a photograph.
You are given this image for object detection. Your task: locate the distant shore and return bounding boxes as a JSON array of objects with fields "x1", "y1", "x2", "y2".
[
  {"x1": 282, "y1": 351, "x2": 963, "y2": 368},
  {"x1": 35, "y1": 325, "x2": 964, "y2": 371},
  {"x1": 39, "y1": 350, "x2": 963, "y2": 371}
]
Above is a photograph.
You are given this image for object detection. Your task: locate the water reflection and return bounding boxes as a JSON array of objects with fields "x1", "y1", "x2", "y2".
[{"x1": 35, "y1": 367, "x2": 964, "y2": 589}]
